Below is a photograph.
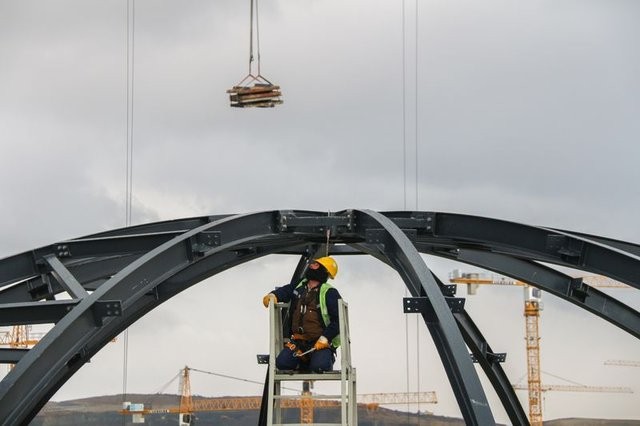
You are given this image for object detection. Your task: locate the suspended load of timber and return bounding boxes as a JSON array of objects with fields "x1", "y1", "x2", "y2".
[
  {"x1": 227, "y1": 77, "x2": 282, "y2": 108},
  {"x1": 228, "y1": 0, "x2": 282, "y2": 108}
]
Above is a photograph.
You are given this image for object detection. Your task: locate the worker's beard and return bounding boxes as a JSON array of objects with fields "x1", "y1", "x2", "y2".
[{"x1": 304, "y1": 267, "x2": 328, "y2": 283}]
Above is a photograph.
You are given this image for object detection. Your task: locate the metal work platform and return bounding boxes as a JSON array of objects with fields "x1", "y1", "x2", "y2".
[{"x1": 262, "y1": 300, "x2": 356, "y2": 425}]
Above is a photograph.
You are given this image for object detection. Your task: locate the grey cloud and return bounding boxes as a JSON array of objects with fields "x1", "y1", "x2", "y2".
[{"x1": 1, "y1": 0, "x2": 639, "y2": 422}]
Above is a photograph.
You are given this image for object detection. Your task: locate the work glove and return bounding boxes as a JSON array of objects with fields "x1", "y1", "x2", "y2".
[
  {"x1": 291, "y1": 333, "x2": 305, "y2": 341},
  {"x1": 262, "y1": 293, "x2": 277, "y2": 307},
  {"x1": 313, "y1": 336, "x2": 330, "y2": 351},
  {"x1": 284, "y1": 341, "x2": 297, "y2": 351}
]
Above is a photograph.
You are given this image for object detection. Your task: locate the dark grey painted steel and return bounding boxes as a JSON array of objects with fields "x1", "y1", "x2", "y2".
[
  {"x1": 43, "y1": 255, "x2": 88, "y2": 299},
  {"x1": 0, "y1": 348, "x2": 28, "y2": 364},
  {"x1": 0, "y1": 210, "x2": 638, "y2": 425},
  {"x1": 448, "y1": 248, "x2": 640, "y2": 339},
  {"x1": 0, "y1": 212, "x2": 288, "y2": 425},
  {"x1": 454, "y1": 309, "x2": 528, "y2": 425},
  {"x1": 354, "y1": 210, "x2": 495, "y2": 425},
  {"x1": 398, "y1": 212, "x2": 640, "y2": 288},
  {"x1": 0, "y1": 300, "x2": 78, "y2": 326},
  {"x1": 345, "y1": 241, "x2": 529, "y2": 425},
  {"x1": 426, "y1": 273, "x2": 529, "y2": 426}
]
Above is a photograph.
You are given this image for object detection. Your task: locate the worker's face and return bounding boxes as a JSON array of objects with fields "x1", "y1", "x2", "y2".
[{"x1": 304, "y1": 261, "x2": 328, "y2": 283}]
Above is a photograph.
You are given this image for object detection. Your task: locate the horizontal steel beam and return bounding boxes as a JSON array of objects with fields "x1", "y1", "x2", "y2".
[
  {"x1": 0, "y1": 300, "x2": 78, "y2": 326},
  {"x1": 0, "y1": 348, "x2": 28, "y2": 364}
]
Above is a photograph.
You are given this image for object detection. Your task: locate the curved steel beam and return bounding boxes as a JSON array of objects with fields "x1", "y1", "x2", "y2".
[
  {"x1": 0, "y1": 210, "x2": 638, "y2": 425},
  {"x1": 444, "y1": 248, "x2": 640, "y2": 338},
  {"x1": 348, "y1": 241, "x2": 529, "y2": 425},
  {"x1": 385, "y1": 211, "x2": 640, "y2": 288},
  {"x1": 353, "y1": 209, "x2": 495, "y2": 425},
  {"x1": 0, "y1": 212, "x2": 292, "y2": 424}
]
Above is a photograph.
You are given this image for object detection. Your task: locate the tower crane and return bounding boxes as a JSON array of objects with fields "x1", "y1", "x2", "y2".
[
  {"x1": 449, "y1": 271, "x2": 631, "y2": 426},
  {"x1": 511, "y1": 383, "x2": 633, "y2": 393},
  {"x1": 511, "y1": 380, "x2": 633, "y2": 419},
  {"x1": 604, "y1": 359, "x2": 640, "y2": 367},
  {"x1": 0, "y1": 325, "x2": 41, "y2": 349},
  {"x1": 120, "y1": 366, "x2": 438, "y2": 425},
  {"x1": 1, "y1": 325, "x2": 114, "y2": 373},
  {"x1": 0, "y1": 325, "x2": 43, "y2": 371}
]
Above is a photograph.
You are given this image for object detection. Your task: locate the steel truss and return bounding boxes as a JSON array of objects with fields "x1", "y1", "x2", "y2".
[{"x1": 0, "y1": 210, "x2": 638, "y2": 425}]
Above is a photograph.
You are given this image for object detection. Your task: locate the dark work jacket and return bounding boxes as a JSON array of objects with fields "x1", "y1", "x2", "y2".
[{"x1": 271, "y1": 279, "x2": 341, "y2": 344}]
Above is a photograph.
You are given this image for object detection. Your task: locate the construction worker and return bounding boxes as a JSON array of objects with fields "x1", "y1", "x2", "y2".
[{"x1": 262, "y1": 256, "x2": 342, "y2": 373}]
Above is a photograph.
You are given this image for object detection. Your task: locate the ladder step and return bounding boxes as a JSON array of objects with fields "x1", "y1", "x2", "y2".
[
  {"x1": 274, "y1": 372, "x2": 347, "y2": 381},
  {"x1": 273, "y1": 394, "x2": 351, "y2": 400},
  {"x1": 276, "y1": 369, "x2": 342, "y2": 375}
]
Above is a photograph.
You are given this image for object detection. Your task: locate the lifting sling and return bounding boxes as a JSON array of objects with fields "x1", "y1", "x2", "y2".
[{"x1": 228, "y1": 0, "x2": 283, "y2": 108}]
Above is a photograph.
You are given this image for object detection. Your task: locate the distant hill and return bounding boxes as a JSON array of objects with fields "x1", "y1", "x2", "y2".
[
  {"x1": 34, "y1": 393, "x2": 466, "y2": 425},
  {"x1": 32, "y1": 394, "x2": 639, "y2": 425}
]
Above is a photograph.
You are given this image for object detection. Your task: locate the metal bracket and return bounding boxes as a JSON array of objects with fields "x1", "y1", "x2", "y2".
[
  {"x1": 440, "y1": 284, "x2": 457, "y2": 297},
  {"x1": 277, "y1": 210, "x2": 355, "y2": 235},
  {"x1": 66, "y1": 346, "x2": 90, "y2": 368},
  {"x1": 26, "y1": 274, "x2": 54, "y2": 301},
  {"x1": 403, "y1": 296, "x2": 465, "y2": 323},
  {"x1": 388, "y1": 212, "x2": 436, "y2": 235},
  {"x1": 545, "y1": 235, "x2": 584, "y2": 263},
  {"x1": 92, "y1": 300, "x2": 122, "y2": 326},
  {"x1": 423, "y1": 212, "x2": 436, "y2": 235},
  {"x1": 187, "y1": 231, "x2": 221, "y2": 259},
  {"x1": 55, "y1": 244, "x2": 72, "y2": 258},
  {"x1": 366, "y1": 228, "x2": 417, "y2": 245},
  {"x1": 470, "y1": 342, "x2": 507, "y2": 364},
  {"x1": 471, "y1": 352, "x2": 507, "y2": 364},
  {"x1": 569, "y1": 277, "x2": 590, "y2": 303}
]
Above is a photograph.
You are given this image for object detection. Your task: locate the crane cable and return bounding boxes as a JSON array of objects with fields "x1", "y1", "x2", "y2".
[
  {"x1": 414, "y1": 1, "x2": 421, "y2": 420},
  {"x1": 122, "y1": 0, "x2": 136, "y2": 420},
  {"x1": 248, "y1": 0, "x2": 262, "y2": 77},
  {"x1": 402, "y1": 0, "x2": 421, "y2": 419},
  {"x1": 402, "y1": 0, "x2": 410, "y2": 417},
  {"x1": 187, "y1": 367, "x2": 299, "y2": 393}
]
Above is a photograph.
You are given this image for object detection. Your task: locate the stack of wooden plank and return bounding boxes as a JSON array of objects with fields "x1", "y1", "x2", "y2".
[{"x1": 227, "y1": 84, "x2": 283, "y2": 108}]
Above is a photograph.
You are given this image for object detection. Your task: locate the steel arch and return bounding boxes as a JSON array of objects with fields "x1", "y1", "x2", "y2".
[{"x1": 0, "y1": 210, "x2": 638, "y2": 425}]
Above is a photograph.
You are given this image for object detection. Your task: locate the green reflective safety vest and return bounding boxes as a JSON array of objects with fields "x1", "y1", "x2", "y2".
[{"x1": 295, "y1": 280, "x2": 341, "y2": 348}]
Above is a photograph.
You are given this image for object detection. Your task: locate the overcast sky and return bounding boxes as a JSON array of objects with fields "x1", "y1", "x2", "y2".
[{"x1": 1, "y1": 0, "x2": 639, "y2": 423}]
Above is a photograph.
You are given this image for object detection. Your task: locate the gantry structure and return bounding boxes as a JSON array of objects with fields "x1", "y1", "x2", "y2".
[{"x1": 0, "y1": 210, "x2": 638, "y2": 425}]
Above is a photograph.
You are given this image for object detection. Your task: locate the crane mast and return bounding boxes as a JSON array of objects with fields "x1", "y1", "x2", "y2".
[
  {"x1": 448, "y1": 270, "x2": 631, "y2": 426},
  {"x1": 524, "y1": 288, "x2": 543, "y2": 426},
  {"x1": 179, "y1": 367, "x2": 193, "y2": 414}
]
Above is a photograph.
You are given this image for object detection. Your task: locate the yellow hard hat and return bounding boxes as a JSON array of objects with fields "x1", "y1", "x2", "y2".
[{"x1": 314, "y1": 256, "x2": 338, "y2": 279}]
